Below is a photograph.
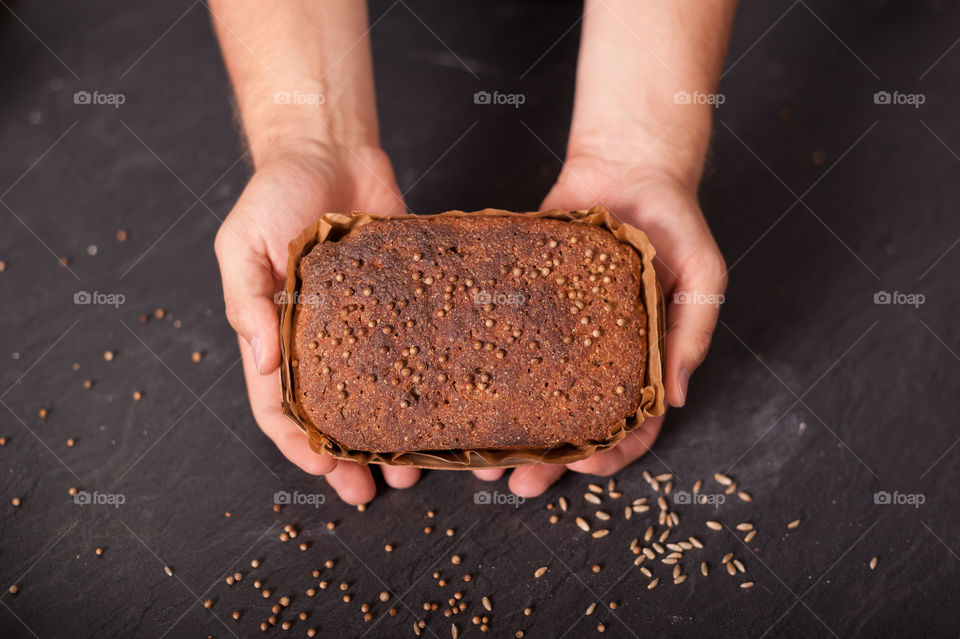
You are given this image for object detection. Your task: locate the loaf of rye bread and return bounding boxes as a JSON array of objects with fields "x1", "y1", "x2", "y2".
[{"x1": 291, "y1": 215, "x2": 648, "y2": 453}]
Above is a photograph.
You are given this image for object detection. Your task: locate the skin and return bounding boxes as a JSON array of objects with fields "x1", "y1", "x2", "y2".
[{"x1": 210, "y1": 0, "x2": 736, "y2": 504}]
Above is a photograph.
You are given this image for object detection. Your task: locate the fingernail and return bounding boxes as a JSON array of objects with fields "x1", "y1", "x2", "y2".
[
  {"x1": 677, "y1": 368, "x2": 690, "y2": 406},
  {"x1": 250, "y1": 337, "x2": 262, "y2": 374}
]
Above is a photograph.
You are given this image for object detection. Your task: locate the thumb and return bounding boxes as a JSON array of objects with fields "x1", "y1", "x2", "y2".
[
  {"x1": 664, "y1": 263, "x2": 726, "y2": 407},
  {"x1": 214, "y1": 224, "x2": 282, "y2": 375}
]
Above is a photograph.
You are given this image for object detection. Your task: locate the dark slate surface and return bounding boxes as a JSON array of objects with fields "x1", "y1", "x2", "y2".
[{"x1": 2, "y1": 1, "x2": 959, "y2": 637}]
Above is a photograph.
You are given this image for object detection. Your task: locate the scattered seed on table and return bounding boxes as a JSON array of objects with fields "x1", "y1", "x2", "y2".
[
  {"x1": 585, "y1": 493, "x2": 602, "y2": 505},
  {"x1": 342, "y1": 594, "x2": 352, "y2": 603},
  {"x1": 95, "y1": 547, "x2": 103, "y2": 556},
  {"x1": 524, "y1": 607, "x2": 532, "y2": 616},
  {"x1": 576, "y1": 517, "x2": 590, "y2": 532},
  {"x1": 324, "y1": 559, "x2": 334, "y2": 569},
  {"x1": 644, "y1": 526, "x2": 654, "y2": 542},
  {"x1": 734, "y1": 559, "x2": 746, "y2": 573},
  {"x1": 11, "y1": 497, "x2": 21, "y2": 507},
  {"x1": 592, "y1": 530, "x2": 609, "y2": 539},
  {"x1": 596, "y1": 511, "x2": 610, "y2": 521},
  {"x1": 693, "y1": 479, "x2": 703, "y2": 493},
  {"x1": 451, "y1": 555, "x2": 461, "y2": 565},
  {"x1": 254, "y1": 580, "x2": 262, "y2": 588},
  {"x1": 534, "y1": 566, "x2": 548, "y2": 578},
  {"x1": 726, "y1": 562, "x2": 737, "y2": 576},
  {"x1": 736, "y1": 522, "x2": 754, "y2": 531},
  {"x1": 38, "y1": 408, "x2": 48, "y2": 419},
  {"x1": 640, "y1": 566, "x2": 652, "y2": 577},
  {"x1": 724, "y1": 483, "x2": 737, "y2": 495},
  {"x1": 788, "y1": 519, "x2": 801, "y2": 529},
  {"x1": 737, "y1": 491, "x2": 753, "y2": 502},
  {"x1": 592, "y1": 564, "x2": 601, "y2": 574},
  {"x1": 384, "y1": 544, "x2": 393, "y2": 552},
  {"x1": 66, "y1": 438, "x2": 75, "y2": 447},
  {"x1": 706, "y1": 521, "x2": 722, "y2": 531},
  {"x1": 250, "y1": 559, "x2": 260, "y2": 568},
  {"x1": 300, "y1": 543, "x2": 308, "y2": 551},
  {"x1": 103, "y1": 351, "x2": 114, "y2": 362},
  {"x1": 8, "y1": 585, "x2": 19, "y2": 596},
  {"x1": 482, "y1": 596, "x2": 492, "y2": 611},
  {"x1": 232, "y1": 610, "x2": 240, "y2": 620},
  {"x1": 701, "y1": 562, "x2": 709, "y2": 576},
  {"x1": 306, "y1": 588, "x2": 316, "y2": 597},
  {"x1": 585, "y1": 602, "x2": 597, "y2": 616},
  {"x1": 597, "y1": 623, "x2": 606, "y2": 632},
  {"x1": 558, "y1": 497, "x2": 568, "y2": 512},
  {"x1": 203, "y1": 599, "x2": 213, "y2": 609},
  {"x1": 446, "y1": 529, "x2": 455, "y2": 537},
  {"x1": 722, "y1": 553, "x2": 733, "y2": 564},
  {"x1": 326, "y1": 522, "x2": 336, "y2": 531},
  {"x1": 164, "y1": 566, "x2": 173, "y2": 577},
  {"x1": 380, "y1": 591, "x2": 391, "y2": 602},
  {"x1": 451, "y1": 622, "x2": 459, "y2": 638},
  {"x1": 652, "y1": 543, "x2": 665, "y2": 554},
  {"x1": 740, "y1": 581, "x2": 755, "y2": 589},
  {"x1": 624, "y1": 507, "x2": 632, "y2": 520},
  {"x1": 869, "y1": 556, "x2": 879, "y2": 570},
  {"x1": 647, "y1": 578, "x2": 659, "y2": 590},
  {"x1": 262, "y1": 589, "x2": 271, "y2": 598},
  {"x1": 588, "y1": 483, "x2": 604, "y2": 494},
  {"x1": 714, "y1": 473, "x2": 732, "y2": 486},
  {"x1": 744, "y1": 530, "x2": 757, "y2": 543},
  {"x1": 319, "y1": 581, "x2": 328, "y2": 589},
  {"x1": 674, "y1": 575, "x2": 687, "y2": 585}
]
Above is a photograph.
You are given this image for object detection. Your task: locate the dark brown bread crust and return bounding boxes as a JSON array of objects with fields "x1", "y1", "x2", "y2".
[{"x1": 291, "y1": 216, "x2": 648, "y2": 453}]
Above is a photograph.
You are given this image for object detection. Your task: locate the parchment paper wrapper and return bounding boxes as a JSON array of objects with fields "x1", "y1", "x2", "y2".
[{"x1": 279, "y1": 206, "x2": 665, "y2": 470}]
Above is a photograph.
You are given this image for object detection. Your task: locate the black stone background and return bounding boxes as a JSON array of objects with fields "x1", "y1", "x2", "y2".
[{"x1": 1, "y1": 0, "x2": 959, "y2": 637}]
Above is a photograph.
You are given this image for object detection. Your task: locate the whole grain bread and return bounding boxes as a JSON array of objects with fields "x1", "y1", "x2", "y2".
[{"x1": 291, "y1": 215, "x2": 648, "y2": 453}]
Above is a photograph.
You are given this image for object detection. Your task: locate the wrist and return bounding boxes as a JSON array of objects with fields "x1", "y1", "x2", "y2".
[
  {"x1": 563, "y1": 137, "x2": 704, "y2": 196},
  {"x1": 236, "y1": 83, "x2": 380, "y2": 169}
]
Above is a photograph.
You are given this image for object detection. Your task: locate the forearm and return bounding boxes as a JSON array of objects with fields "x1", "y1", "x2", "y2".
[
  {"x1": 569, "y1": 0, "x2": 738, "y2": 188},
  {"x1": 208, "y1": 0, "x2": 381, "y2": 166}
]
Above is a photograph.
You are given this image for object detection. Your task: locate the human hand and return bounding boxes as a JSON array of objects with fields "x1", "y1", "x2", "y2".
[
  {"x1": 215, "y1": 142, "x2": 422, "y2": 504},
  {"x1": 473, "y1": 156, "x2": 727, "y2": 494}
]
